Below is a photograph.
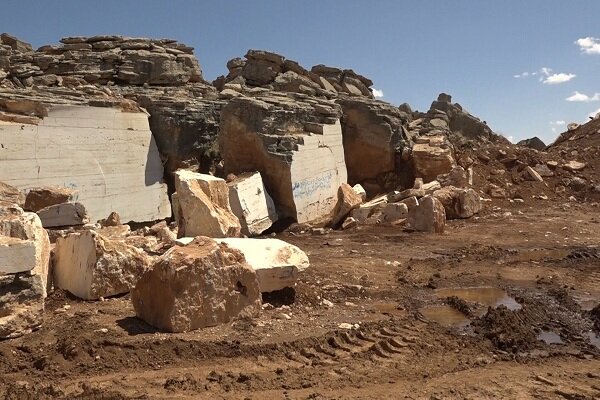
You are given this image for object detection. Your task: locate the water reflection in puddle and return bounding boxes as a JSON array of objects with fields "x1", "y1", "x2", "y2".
[
  {"x1": 420, "y1": 287, "x2": 521, "y2": 328},
  {"x1": 419, "y1": 305, "x2": 470, "y2": 328},
  {"x1": 435, "y1": 287, "x2": 522, "y2": 311},
  {"x1": 537, "y1": 331, "x2": 563, "y2": 345}
]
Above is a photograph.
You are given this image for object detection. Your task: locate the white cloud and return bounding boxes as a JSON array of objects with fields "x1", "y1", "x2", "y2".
[
  {"x1": 565, "y1": 91, "x2": 600, "y2": 102},
  {"x1": 550, "y1": 120, "x2": 566, "y2": 125},
  {"x1": 542, "y1": 72, "x2": 576, "y2": 84},
  {"x1": 372, "y1": 88, "x2": 384, "y2": 98},
  {"x1": 576, "y1": 37, "x2": 600, "y2": 55},
  {"x1": 513, "y1": 72, "x2": 530, "y2": 78},
  {"x1": 589, "y1": 108, "x2": 600, "y2": 119}
]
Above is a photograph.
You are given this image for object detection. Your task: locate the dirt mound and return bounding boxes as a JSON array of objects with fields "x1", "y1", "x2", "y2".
[
  {"x1": 473, "y1": 305, "x2": 537, "y2": 353},
  {"x1": 445, "y1": 296, "x2": 473, "y2": 316}
]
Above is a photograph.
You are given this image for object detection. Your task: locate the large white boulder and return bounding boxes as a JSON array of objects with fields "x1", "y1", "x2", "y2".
[
  {"x1": 215, "y1": 238, "x2": 309, "y2": 292},
  {"x1": 131, "y1": 237, "x2": 261, "y2": 332},
  {"x1": 174, "y1": 170, "x2": 241, "y2": 238},
  {"x1": 53, "y1": 230, "x2": 150, "y2": 300},
  {"x1": 228, "y1": 172, "x2": 278, "y2": 236}
]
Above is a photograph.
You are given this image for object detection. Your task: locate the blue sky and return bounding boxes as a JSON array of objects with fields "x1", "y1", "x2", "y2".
[{"x1": 1, "y1": 1, "x2": 599, "y2": 144}]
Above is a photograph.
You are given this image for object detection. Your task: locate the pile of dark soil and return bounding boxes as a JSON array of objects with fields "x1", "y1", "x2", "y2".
[
  {"x1": 473, "y1": 305, "x2": 537, "y2": 353},
  {"x1": 445, "y1": 296, "x2": 473, "y2": 317}
]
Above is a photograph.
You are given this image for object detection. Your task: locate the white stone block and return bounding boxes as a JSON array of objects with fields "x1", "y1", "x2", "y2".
[
  {"x1": 0, "y1": 237, "x2": 37, "y2": 274},
  {"x1": 214, "y1": 238, "x2": 309, "y2": 293},
  {"x1": 228, "y1": 172, "x2": 278, "y2": 236}
]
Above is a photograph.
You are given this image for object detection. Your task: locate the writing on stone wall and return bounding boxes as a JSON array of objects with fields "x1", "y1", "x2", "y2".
[{"x1": 292, "y1": 171, "x2": 334, "y2": 199}]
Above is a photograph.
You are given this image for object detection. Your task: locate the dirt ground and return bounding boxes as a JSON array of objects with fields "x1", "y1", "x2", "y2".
[{"x1": 0, "y1": 199, "x2": 599, "y2": 400}]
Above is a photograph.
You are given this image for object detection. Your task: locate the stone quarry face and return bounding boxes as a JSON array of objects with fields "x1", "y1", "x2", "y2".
[
  {"x1": 0, "y1": 105, "x2": 171, "y2": 223},
  {"x1": 220, "y1": 94, "x2": 348, "y2": 224},
  {"x1": 407, "y1": 195, "x2": 446, "y2": 233},
  {"x1": 53, "y1": 230, "x2": 150, "y2": 300},
  {"x1": 228, "y1": 172, "x2": 278, "y2": 236},
  {"x1": 214, "y1": 238, "x2": 309, "y2": 293},
  {"x1": 174, "y1": 170, "x2": 241, "y2": 238},
  {"x1": 131, "y1": 237, "x2": 261, "y2": 333}
]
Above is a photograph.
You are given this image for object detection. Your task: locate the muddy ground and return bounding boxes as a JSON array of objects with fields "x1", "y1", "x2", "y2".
[{"x1": 0, "y1": 200, "x2": 599, "y2": 399}]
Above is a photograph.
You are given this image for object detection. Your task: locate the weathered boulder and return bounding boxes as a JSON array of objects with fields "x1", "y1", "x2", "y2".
[
  {"x1": 131, "y1": 237, "x2": 261, "y2": 332},
  {"x1": 432, "y1": 186, "x2": 481, "y2": 219},
  {"x1": 36, "y1": 202, "x2": 89, "y2": 228},
  {"x1": 0, "y1": 181, "x2": 24, "y2": 205},
  {"x1": 412, "y1": 136, "x2": 456, "y2": 182},
  {"x1": 220, "y1": 94, "x2": 347, "y2": 223},
  {"x1": 352, "y1": 184, "x2": 367, "y2": 202},
  {"x1": 174, "y1": 170, "x2": 241, "y2": 238},
  {"x1": 382, "y1": 202, "x2": 408, "y2": 223},
  {"x1": 214, "y1": 238, "x2": 309, "y2": 292},
  {"x1": 53, "y1": 230, "x2": 150, "y2": 300},
  {"x1": 228, "y1": 172, "x2": 278, "y2": 236},
  {"x1": 562, "y1": 161, "x2": 586, "y2": 172},
  {"x1": 332, "y1": 183, "x2": 363, "y2": 226},
  {"x1": 523, "y1": 166, "x2": 544, "y2": 182},
  {"x1": 407, "y1": 195, "x2": 446, "y2": 233},
  {"x1": 24, "y1": 186, "x2": 75, "y2": 212},
  {"x1": 350, "y1": 195, "x2": 388, "y2": 223},
  {"x1": 517, "y1": 137, "x2": 546, "y2": 151}
]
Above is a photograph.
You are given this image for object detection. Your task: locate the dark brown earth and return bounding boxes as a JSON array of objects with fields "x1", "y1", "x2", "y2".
[{"x1": 1, "y1": 200, "x2": 599, "y2": 399}]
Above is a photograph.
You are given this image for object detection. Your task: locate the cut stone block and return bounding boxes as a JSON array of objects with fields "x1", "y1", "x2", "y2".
[
  {"x1": 0, "y1": 105, "x2": 171, "y2": 223},
  {"x1": 399, "y1": 196, "x2": 419, "y2": 210},
  {"x1": 0, "y1": 205, "x2": 51, "y2": 295},
  {"x1": 0, "y1": 237, "x2": 37, "y2": 275},
  {"x1": 215, "y1": 238, "x2": 309, "y2": 292},
  {"x1": 382, "y1": 203, "x2": 408, "y2": 222},
  {"x1": 228, "y1": 172, "x2": 278, "y2": 236},
  {"x1": 24, "y1": 186, "x2": 75, "y2": 212},
  {"x1": 524, "y1": 166, "x2": 544, "y2": 182},
  {"x1": 350, "y1": 195, "x2": 388, "y2": 223},
  {"x1": 407, "y1": 195, "x2": 446, "y2": 233},
  {"x1": 53, "y1": 230, "x2": 150, "y2": 300},
  {"x1": 174, "y1": 170, "x2": 241, "y2": 238},
  {"x1": 36, "y1": 202, "x2": 89, "y2": 228},
  {"x1": 131, "y1": 237, "x2": 261, "y2": 332}
]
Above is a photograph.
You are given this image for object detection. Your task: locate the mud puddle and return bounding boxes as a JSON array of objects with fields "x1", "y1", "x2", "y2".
[
  {"x1": 435, "y1": 287, "x2": 521, "y2": 310},
  {"x1": 421, "y1": 287, "x2": 521, "y2": 328},
  {"x1": 420, "y1": 305, "x2": 470, "y2": 327},
  {"x1": 537, "y1": 331, "x2": 563, "y2": 345}
]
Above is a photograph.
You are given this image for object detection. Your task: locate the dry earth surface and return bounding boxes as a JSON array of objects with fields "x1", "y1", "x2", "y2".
[{"x1": 0, "y1": 200, "x2": 599, "y2": 400}]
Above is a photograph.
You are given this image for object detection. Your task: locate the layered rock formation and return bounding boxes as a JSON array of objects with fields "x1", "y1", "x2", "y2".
[{"x1": 220, "y1": 93, "x2": 347, "y2": 223}]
